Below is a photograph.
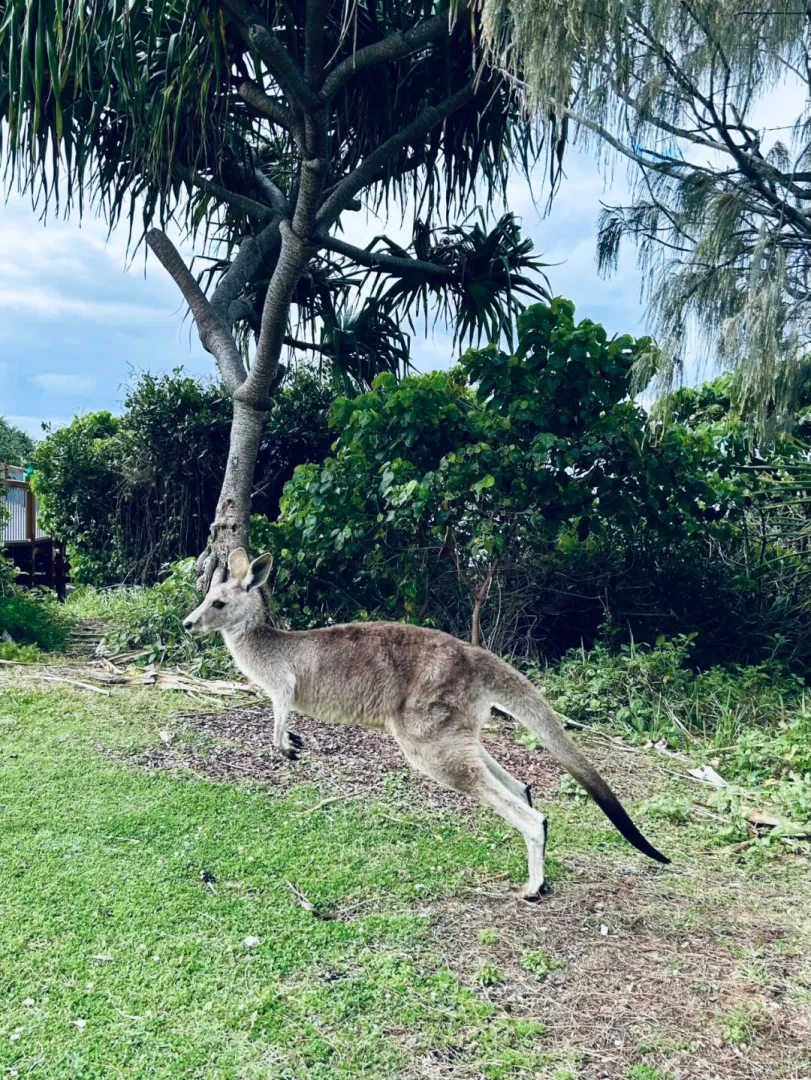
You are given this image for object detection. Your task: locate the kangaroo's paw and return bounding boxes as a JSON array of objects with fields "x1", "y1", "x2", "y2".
[
  {"x1": 288, "y1": 731, "x2": 304, "y2": 750},
  {"x1": 513, "y1": 881, "x2": 551, "y2": 903},
  {"x1": 280, "y1": 745, "x2": 300, "y2": 761},
  {"x1": 524, "y1": 784, "x2": 533, "y2": 808}
]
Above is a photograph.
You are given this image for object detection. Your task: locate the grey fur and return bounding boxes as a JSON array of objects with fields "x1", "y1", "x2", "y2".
[{"x1": 184, "y1": 549, "x2": 669, "y2": 898}]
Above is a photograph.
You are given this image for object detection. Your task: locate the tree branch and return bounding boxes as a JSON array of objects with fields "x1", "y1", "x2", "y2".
[
  {"x1": 284, "y1": 335, "x2": 333, "y2": 354},
  {"x1": 238, "y1": 80, "x2": 304, "y2": 147},
  {"x1": 211, "y1": 219, "x2": 282, "y2": 327},
  {"x1": 173, "y1": 164, "x2": 274, "y2": 222},
  {"x1": 305, "y1": 0, "x2": 333, "y2": 91},
  {"x1": 320, "y1": 234, "x2": 456, "y2": 280},
  {"x1": 319, "y1": 13, "x2": 449, "y2": 101},
  {"x1": 316, "y1": 85, "x2": 475, "y2": 229},
  {"x1": 248, "y1": 161, "x2": 292, "y2": 217},
  {"x1": 146, "y1": 230, "x2": 247, "y2": 393},
  {"x1": 241, "y1": 219, "x2": 315, "y2": 405},
  {"x1": 223, "y1": 0, "x2": 319, "y2": 111}
]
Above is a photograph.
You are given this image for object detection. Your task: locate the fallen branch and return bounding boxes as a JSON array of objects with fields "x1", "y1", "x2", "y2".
[
  {"x1": 0, "y1": 668, "x2": 113, "y2": 696},
  {"x1": 294, "y1": 793, "x2": 359, "y2": 817},
  {"x1": 94, "y1": 668, "x2": 258, "y2": 697},
  {"x1": 286, "y1": 880, "x2": 335, "y2": 920}
]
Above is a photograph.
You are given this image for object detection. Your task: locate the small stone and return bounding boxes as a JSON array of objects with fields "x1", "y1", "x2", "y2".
[
  {"x1": 71, "y1": 1019, "x2": 86, "y2": 1030},
  {"x1": 600, "y1": 924, "x2": 609, "y2": 936},
  {"x1": 243, "y1": 936, "x2": 261, "y2": 949},
  {"x1": 22, "y1": 999, "x2": 34, "y2": 1007}
]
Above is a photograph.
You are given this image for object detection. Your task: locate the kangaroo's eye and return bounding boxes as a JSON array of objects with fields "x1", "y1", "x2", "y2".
[{"x1": 211, "y1": 600, "x2": 226, "y2": 610}]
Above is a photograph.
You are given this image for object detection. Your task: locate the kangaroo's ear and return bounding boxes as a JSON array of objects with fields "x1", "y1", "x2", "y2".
[
  {"x1": 243, "y1": 552, "x2": 273, "y2": 591},
  {"x1": 228, "y1": 547, "x2": 250, "y2": 582}
]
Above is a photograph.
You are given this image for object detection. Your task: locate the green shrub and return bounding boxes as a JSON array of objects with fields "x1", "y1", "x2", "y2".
[
  {"x1": 0, "y1": 555, "x2": 19, "y2": 597},
  {"x1": 533, "y1": 636, "x2": 805, "y2": 749},
  {"x1": 0, "y1": 415, "x2": 34, "y2": 464},
  {"x1": 68, "y1": 560, "x2": 231, "y2": 677},
  {"x1": 0, "y1": 641, "x2": 40, "y2": 662},
  {"x1": 0, "y1": 592, "x2": 70, "y2": 651},
  {"x1": 33, "y1": 369, "x2": 334, "y2": 586}
]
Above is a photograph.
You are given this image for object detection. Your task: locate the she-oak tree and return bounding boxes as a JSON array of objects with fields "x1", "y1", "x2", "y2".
[{"x1": 0, "y1": 0, "x2": 545, "y2": 590}]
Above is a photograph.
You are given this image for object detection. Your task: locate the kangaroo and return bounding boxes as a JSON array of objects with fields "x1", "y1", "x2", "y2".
[{"x1": 183, "y1": 549, "x2": 668, "y2": 898}]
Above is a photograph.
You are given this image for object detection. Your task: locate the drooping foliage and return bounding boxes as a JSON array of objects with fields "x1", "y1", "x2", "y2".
[
  {"x1": 0, "y1": 0, "x2": 545, "y2": 378},
  {"x1": 476, "y1": 0, "x2": 811, "y2": 429}
]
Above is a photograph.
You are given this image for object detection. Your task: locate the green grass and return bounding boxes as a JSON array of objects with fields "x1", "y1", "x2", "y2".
[
  {"x1": 2, "y1": 676, "x2": 810, "y2": 1079},
  {"x1": 0, "y1": 685, "x2": 554, "y2": 1079}
]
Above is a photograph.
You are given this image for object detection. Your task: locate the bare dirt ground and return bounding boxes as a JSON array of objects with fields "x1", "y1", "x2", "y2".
[{"x1": 124, "y1": 699, "x2": 811, "y2": 1080}]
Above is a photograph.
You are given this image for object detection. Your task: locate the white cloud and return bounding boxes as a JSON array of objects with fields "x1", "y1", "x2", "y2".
[
  {"x1": 30, "y1": 372, "x2": 96, "y2": 395},
  {"x1": 0, "y1": 286, "x2": 165, "y2": 325}
]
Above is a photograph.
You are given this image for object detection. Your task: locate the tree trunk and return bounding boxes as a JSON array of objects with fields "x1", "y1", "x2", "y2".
[
  {"x1": 196, "y1": 396, "x2": 267, "y2": 592},
  {"x1": 470, "y1": 566, "x2": 494, "y2": 649}
]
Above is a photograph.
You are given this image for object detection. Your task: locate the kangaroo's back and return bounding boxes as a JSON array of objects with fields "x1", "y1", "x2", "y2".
[{"x1": 238, "y1": 619, "x2": 484, "y2": 729}]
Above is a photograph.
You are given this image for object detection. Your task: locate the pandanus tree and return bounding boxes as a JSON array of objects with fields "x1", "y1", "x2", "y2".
[{"x1": 0, "y1": 0, "x2": 547, "y2": 589}]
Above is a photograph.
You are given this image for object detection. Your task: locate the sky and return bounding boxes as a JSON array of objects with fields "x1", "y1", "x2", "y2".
[{"x1": 1, "y1": 145, "x2": 647, "y2": 439}]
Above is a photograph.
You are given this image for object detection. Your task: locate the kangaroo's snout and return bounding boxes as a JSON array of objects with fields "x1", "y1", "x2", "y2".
[{"x1": 183, "y1": 618, "x2": 194, "y2": 631}]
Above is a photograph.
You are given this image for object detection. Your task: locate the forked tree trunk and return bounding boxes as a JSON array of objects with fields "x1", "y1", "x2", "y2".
[{"x1": 142, "y1": 4, "x2": 474, "y2": 596}]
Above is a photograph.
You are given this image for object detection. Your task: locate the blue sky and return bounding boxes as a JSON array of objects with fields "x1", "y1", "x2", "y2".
[{"x1": 1, "y1": 146, "x2": 646, "y2": 439}]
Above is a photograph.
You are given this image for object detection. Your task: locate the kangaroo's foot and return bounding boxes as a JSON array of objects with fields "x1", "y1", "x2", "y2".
[
  {"x1": 514, "y1": 880, "x2": 551, "y2": 902},
  {"x1": 288, "y1": 731, "x2": 304, "y2": 750}
]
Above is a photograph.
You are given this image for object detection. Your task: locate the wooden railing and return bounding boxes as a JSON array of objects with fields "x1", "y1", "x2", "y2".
[{"x1": 1, "y1": 464, "x2": 69, "y2": 596}]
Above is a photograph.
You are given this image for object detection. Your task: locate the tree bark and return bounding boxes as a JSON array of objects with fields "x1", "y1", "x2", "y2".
[
  {"x1": 196, "y1": 397, "x2": 267, "y2": 591},
  {"x1": 470, "y1": 567, "x2": 494, "y2": 649}
]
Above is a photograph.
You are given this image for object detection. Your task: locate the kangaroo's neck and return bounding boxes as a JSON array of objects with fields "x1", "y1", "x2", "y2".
[
  {"x1": 223, "y1": 620, "x2": 279, "y2": 654},
  {"x1": 222, "y1": 620, "x2": 287, "y2": 678}
]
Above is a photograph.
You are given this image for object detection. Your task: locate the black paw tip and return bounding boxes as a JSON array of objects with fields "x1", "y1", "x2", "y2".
[
  {"x1": 522, "y1": 882, "x2": 551, "y2": 904},
  {"x1": 288, "y1": 731, "x2": 304, "y2": 749}
]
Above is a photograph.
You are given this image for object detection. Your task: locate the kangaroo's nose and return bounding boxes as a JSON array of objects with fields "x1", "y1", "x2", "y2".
[{"x1": 183, "y1": 619, "x2": 194, "y2": 630}]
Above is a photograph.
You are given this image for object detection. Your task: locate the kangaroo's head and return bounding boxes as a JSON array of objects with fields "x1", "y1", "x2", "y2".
[{"x1": 183, "y1": 548, "x2": 273, "y2": 636}]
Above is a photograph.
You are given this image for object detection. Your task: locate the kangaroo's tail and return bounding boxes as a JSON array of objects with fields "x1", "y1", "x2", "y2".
[{"x1": 493, "y1": 667, "x2": 669, "y2": 865}]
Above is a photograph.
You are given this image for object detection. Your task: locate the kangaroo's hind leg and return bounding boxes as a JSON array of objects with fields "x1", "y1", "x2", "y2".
[
  {"x1": 480, "y1": 746, "x2": 534, "y2": 807},
  {"x1": 393, "y1": 719, "x2": 549, "y2": 899}
]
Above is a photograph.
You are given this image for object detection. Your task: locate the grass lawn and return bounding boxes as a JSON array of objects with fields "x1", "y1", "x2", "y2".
[{"x1": 1, "y1": 673, "x2": 810, "y2": 1079}]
